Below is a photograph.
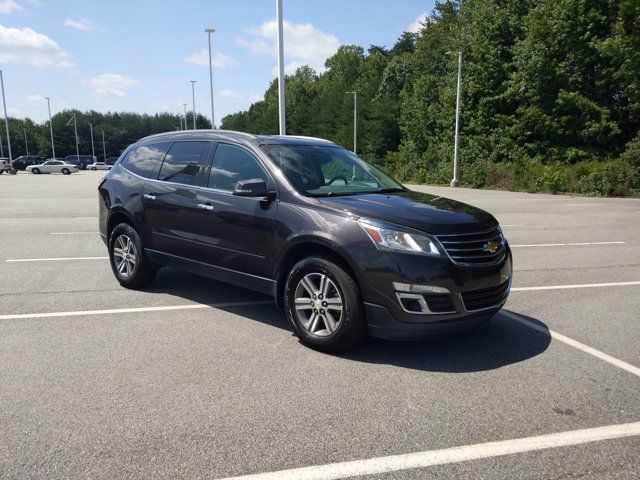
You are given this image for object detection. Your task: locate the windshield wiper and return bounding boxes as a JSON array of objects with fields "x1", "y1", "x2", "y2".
[{"x1": 376, "y1": 188, "x2": 405, "y2": 193}]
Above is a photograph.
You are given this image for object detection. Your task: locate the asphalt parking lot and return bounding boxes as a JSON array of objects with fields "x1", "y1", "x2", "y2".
[{"x1": 1, "y1": 171, "x2": 639, "y2": 479}]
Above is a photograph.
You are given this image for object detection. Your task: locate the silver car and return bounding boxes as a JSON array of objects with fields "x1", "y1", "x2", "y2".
[{"x1": 26, "y1": 160, "x2": 80, "y2": 175}]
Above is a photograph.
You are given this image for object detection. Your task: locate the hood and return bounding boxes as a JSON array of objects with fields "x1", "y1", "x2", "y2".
[{"x1": 317, "y1": 190, "x2": 497, "y2": 235}]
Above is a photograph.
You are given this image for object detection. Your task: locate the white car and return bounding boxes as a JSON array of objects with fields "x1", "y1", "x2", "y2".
[
  {"x1": 87, "y1": 162, "x2": 111, "y2": 171},
  {"x1": 26, "y1": 160, "x2": 80, "y2": 175}
]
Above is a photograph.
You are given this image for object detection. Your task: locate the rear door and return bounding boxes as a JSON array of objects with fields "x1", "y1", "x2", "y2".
[
  {"x1": 141, "y1": 141, "x2": 214, "y2": 259},
  {"x1": 195, "y1": 142, "x2": 277, "y2": 278}
]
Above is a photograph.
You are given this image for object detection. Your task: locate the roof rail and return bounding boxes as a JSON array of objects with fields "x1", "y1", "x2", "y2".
[{"x1": 138, "y1": 129, "x2": 258, "y2": 142}]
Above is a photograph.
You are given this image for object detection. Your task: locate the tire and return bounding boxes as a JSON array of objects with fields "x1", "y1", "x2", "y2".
[
  {"x1": 108, "y1": 223, "x2": 157, "y2": 289},
  {"x1": 32, "y1": 168, "x2": 40, "y2": 174},
  {"x1": 91, "y1": 167, "x2": 96, "y2": 171},
  {"x1": 61, "y1": 168, "x2": 70, "y2": 175},
  {"x1": 284, "y1": 255, "x2": 366, "y2": 352},
  {"x1": 0, "y1": 170, "x2": 3, "y2": 174}
]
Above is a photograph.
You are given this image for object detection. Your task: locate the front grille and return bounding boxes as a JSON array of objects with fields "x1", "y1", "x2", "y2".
[
  {"x1": 436, "y1": 227, "x2": 505, "y2": 265},
  {"x1": 461, "y1": 281, "x2": 510, "y2": 311},
  {"x1": 424, "y1": 293, "x2": 456, "y2": 313}
]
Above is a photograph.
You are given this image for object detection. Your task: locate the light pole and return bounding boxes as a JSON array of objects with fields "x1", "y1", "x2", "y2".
[
  {"x1": 446, "y1": 51, "x2": 462, "y2": 187},
  {"x1": 23, "y1": 129, "x2": 29, "y2": 156},
  {"x1": 205, "y1": 28, "x2": 216, "y2": 129},
  {"x1": 66, "y1": 112, "x2": 80, "y2": 159},
  {"x1": 0, "y1": 70, "x2": 12, "y2": 162},
  {"x1": 190, "y1": 80, "x2": 197, "y2": 129},
  {"x1": 0, "y1": 129, "x2": 3, "y2": 157},
  {"x1": 101, "y1": 130, "x2": 106, "y2": 161},
  {"x1": 45, "y1": 97, "x2": 56, "y2": 159},
  {"x1": 346, "y1": 91, "x2": 357, "y2": 154},
  {"x1": 182, "y1": 104, "x2": 188, "y2": 130},
  {"x1": 276, "y1": 0, "x2": 286, "y2": 135},
  {"x1": 89, "y1": 123, "x2": 95, "y2": 160}
]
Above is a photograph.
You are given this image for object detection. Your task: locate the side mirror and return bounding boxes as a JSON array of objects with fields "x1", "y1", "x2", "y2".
[{"x1": 233, "y1": 179, "x2": 274, "y2": 198}]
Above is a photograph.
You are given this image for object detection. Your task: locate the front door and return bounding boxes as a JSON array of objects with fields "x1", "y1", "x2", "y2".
[
  {"x1": 141, "y1": 141, "x2": 214, "y2": 259},
  {"x1": 196, "y1": 142, "x2": 277, "y2": 278}
]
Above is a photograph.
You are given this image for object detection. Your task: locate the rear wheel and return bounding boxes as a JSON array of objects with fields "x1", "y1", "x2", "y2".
[
  {"x1": 284, "y1": 255, "x2": 366, "y2": 352},
  {"x1": 61, "y1": 168, "x2": 70, "y2": 175},
  {"x1": 108, "y1": 223, "x2": 157, "y2": 289},
  {"x1": 91, "y1": 167, "x2": 96, "y2": 171}
]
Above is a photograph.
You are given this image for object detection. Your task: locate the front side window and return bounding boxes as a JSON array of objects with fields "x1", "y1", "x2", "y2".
[
  {"x1": 262, "y1": 144, "x2": 404, "y2": 197},
  {"x1": 209, "y1": 143, "x2": 270, "y2": 191},
  {"x1": 157, "y1": 141, "x2": 210, "y2": 186},
  {"x1": 122, "y1": 142, "x2": 170, "y2": 178}
]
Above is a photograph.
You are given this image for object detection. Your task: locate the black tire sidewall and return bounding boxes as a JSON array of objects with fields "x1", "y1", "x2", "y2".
[
  {"x1": 108, "y1": 223, "x2": 155, "y2": 288},
  {"x1": 284, "y1": 256, "x2": 365, "y2": 352}
]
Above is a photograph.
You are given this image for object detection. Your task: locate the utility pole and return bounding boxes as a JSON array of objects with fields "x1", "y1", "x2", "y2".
[
  {"x1": 23, "y1": 129, "x2": 29, "y2": 156},
  {"x1": 190, "y1": 80, "x2": 197, "y2": 129},
  {"x1": 0, "y1": 129, "x2": 3, "y2": 157},
  {"x1": 45, "y1": 97, "x2": 56, "y2": 159},
  {"x1": 205, "y1": 28, "x2": 216, "y2": 129},
  {"x1": 182, "y1": 104, "x2": 188, "y2": 130},
  {"x1": 0, "y1": 70, "x2": 12, "y2": 162},
  {"x1": 89, "y1": 123, "x2": 95, "y2": 160},
  {"x1": 346, "y1": 91, "x2": 357, "y2": 154},
  {"x1": 446, "y1": 51, "x2": 462, "y2": 187},
  {"x1": 101, "y1": 130, "x2": 106, "y2": 161},
  {"x1": 276, "y1": 0, "x2": 286, "y2": 135}
]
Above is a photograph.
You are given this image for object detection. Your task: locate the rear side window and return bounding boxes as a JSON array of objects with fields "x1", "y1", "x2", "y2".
[
  {"x1": 157, "y1": 141, "x2": 210, "y2": 186},
  {"x1": 122, "y1": 142, "x2": 170, "y2": 178},
  {"x1": 209, "y1": 143, "x2": 270, "y2": 191}
]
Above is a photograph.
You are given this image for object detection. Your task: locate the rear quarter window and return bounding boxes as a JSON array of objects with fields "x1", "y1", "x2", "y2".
[{"x1": 121, "y1": 142, "x2": 170, "y2": 178}]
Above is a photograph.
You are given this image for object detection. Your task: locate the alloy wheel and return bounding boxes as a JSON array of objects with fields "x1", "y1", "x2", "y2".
[
  {"x1": 113, "y1": 234, "x2": 137, "y2": 278},
  {"x1": 294, "y1": 273, "x2": 344, "y2": 336}
]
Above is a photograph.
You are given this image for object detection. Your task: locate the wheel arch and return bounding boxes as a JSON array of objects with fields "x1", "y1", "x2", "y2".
[{"x1": 106, "y1": 208, "x2": 139, "y2": 241}]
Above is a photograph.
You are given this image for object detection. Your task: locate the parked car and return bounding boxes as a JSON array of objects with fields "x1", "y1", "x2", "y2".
[
  {"x1": 12, "y1": 155, "x2": 47, "y2": 171},
  {"x1": 64, "y1": 155, "x2": 96, "y2": 170},
  {"x1": 27, "y1": 160, "x2": 80, "y2": 175},
  {"x1": 0, "y1": 157, "x2": 13, "y2": 174},
  {"x1": 99, "y1": 131, "x2": 512, "y2": 352},
  {"x1": 88, "y1": 161, "x2": 111, "y2": 171},
  {"x1": 105, "y1": 156, "x2": 119, "y2": 166}
]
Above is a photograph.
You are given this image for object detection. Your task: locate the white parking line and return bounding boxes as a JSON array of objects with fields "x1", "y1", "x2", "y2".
[
  {"x1": 511, "y1": 281, "x2": 640, "y2": 292},
  {"x1": 50, "y1": 232, "x2": 97, "y2": 235},
  {"x1": 500, "y1": 224, "x2": 523, "y2": 227},
  {"x1": 501, "y1": 311, "x2": 640, "y2": 378},
  {"x1": 215, "y1": 421, "x2": 640, "y2": 480},
  {"x1": 0, "y1": 300, "x2": 273, "y2": 321},
  {"x1": 565, "y1": 203, "x2": 606, "y2": 206},
  {"x1": 6, "y1": 256, "x2": 108, "y2": 262},
  {"x1": 511, "y1": 241, "x2": 625, "y2": 248}
]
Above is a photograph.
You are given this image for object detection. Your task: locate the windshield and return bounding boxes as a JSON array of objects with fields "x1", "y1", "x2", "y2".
[{"x1": 262, "y1": 144, "x2": 404, "y2": 197}]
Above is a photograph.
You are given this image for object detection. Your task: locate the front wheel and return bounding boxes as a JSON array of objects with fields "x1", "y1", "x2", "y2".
[
  {"x1": 61, "y1": 168, "x2": 70, "y2": 175},
  {"x1": 284, "y1": 255, "x2": 366, "y2": 352},
  {"x1": 108, "y1": 223, "x2": 157, "y2": 289},
  {"x1": 32, "y1": 168, "x2": 40, "y2": 174}
]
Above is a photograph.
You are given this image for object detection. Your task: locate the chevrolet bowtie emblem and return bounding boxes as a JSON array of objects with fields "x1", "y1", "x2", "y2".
[{"x1": 483, "y1": 241, "x2": 499, "y2": 254}]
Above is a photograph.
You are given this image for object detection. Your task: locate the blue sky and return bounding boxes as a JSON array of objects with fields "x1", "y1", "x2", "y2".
[{"x1": 1, "y1": 0, "x2": 434, "y2": 124}]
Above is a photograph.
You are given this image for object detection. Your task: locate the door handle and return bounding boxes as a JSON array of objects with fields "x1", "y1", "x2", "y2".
[
  {"x1": 197, "y1": 203, "x2": 214, "y2": 212},
  {"x1": 143, "y1": 193, "x2": 156, "y2": 201}
]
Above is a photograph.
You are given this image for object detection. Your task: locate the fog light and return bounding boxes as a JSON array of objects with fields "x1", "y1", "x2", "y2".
[{"x1": 393, "y1": 282, "x2": 449, "y2": 294}]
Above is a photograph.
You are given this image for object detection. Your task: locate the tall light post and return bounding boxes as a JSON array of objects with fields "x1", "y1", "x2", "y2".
[
  {"x1": 346, "y1": 91, "x2": 357, "y2": 154},
  {"x1": 446, "y1": 51, "x2": 462, "y2": 187},
  {"x1": 205, "y1": 28, "x2": 216, "y2": 129},
  {"x1": 0, "y1": 70, "x2": 12, "y2": 162},
  {"x1": 0, "y1": 129, "x2": 3, "y2": 157},
  {"x1": 190, "y1": 80, "x2": 197, "y2": 129},
  {"x1": 182, "y1": 103, "x2": 188, "y2": 130},
  {"x1": 66, "y1": 112, "x2": 80, "y2": 159},
  {"x1": 276, "y1": 0, "x2": 286, "y2": 135},
  {"x1": 45, "y1": 97, "x2": 56, "y2": 159},
  {"x1": 101, "y1": 130, "x2": 106, "y2": 161},
  {"x1": 89, "y1": 122, "x2": 95, "y2": 160},
  {"x1": 23, "y1": 129, "x2": 29, "y2": 156}
]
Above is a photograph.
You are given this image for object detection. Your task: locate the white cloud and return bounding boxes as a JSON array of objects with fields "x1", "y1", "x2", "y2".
[
  {"x1": 249, "y1": 93, "x2": 262, "y2": 102},
  {"x1": 89, "y1": 73, "x2": 138, "y2": 98},
  {"x1": 0, "y1": 24, "x2": 72, "y2": 68},
  {"x1": 408, "y1": 12, "x2": 427, "y2": 33},
  {"x1": 216, "y1": 88, "x2": 243, "y2": 99},
  {"x1": 238, "y1": 19, "x2": 340, "y2": 73},
  {"x1": 183, "y1": 49, "x2": 238, "y2": 68},
  {"x1": 64, "y1": 17, "x2": 100, "y2": 32},
  {"x1": 0, "y1": 1, "x2": 22, "y2": 14},
  {"x1": 26, "y1": 93, "x2": 45, "y2": 104}
]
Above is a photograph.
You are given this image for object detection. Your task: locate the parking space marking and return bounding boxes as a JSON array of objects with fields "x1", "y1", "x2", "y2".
[
  {"x1": 510, "y1": 281, "x2": 640, "y2": 292},
  {"x1": 501, "y1": 311, "x2": 640, "y2": 378},
  {"x1": 510, "y1": 241, "x2": 625, "y2": 248},
  {"x1": 6, "y1": 256, "x2": 108, "y2": 262},
  {"x1": 564, "y1": 203, "x2": 606, "y2": 206},
  {"x1": 0, "y1": 300, "x2": 273, "y2": 321},
  {"x1": 215, "y1": 421, "x2": 640, "y2": 480},
  {"x1": 50, "y1": 232, "x2": 97, "y2": 235},
  {"x1": 500, "y1": 224, "x2": 524, "y2": 227}
]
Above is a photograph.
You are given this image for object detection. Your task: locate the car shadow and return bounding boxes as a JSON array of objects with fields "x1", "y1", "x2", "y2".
[{"x1": 144, "y1": 268, "x2": 550, "y2": 373}]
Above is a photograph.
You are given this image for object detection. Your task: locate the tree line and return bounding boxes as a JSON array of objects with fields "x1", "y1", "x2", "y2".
[
  {"x1": 1, "y1": 110, "x2": 210, "y2": 160},
  {"x1": 221, "y1": 0, "x2": 640, "y2": 196}
]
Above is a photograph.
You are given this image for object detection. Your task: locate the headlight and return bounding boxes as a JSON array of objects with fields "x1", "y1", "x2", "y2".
[{"x1": 357, "y1": 218, "x2": 441, "y2": 255}]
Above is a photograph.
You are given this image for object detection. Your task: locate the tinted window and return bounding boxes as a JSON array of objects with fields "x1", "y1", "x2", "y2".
[
  {"x1": 158, "y1": 141, "x2": 210, "y2": 186},
  {"x1": 122, "y1": 142, "x2": 170, "y2": 178},
  {"x1": 209, "y1": 143, "x2": 269, "y2": 191}
]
